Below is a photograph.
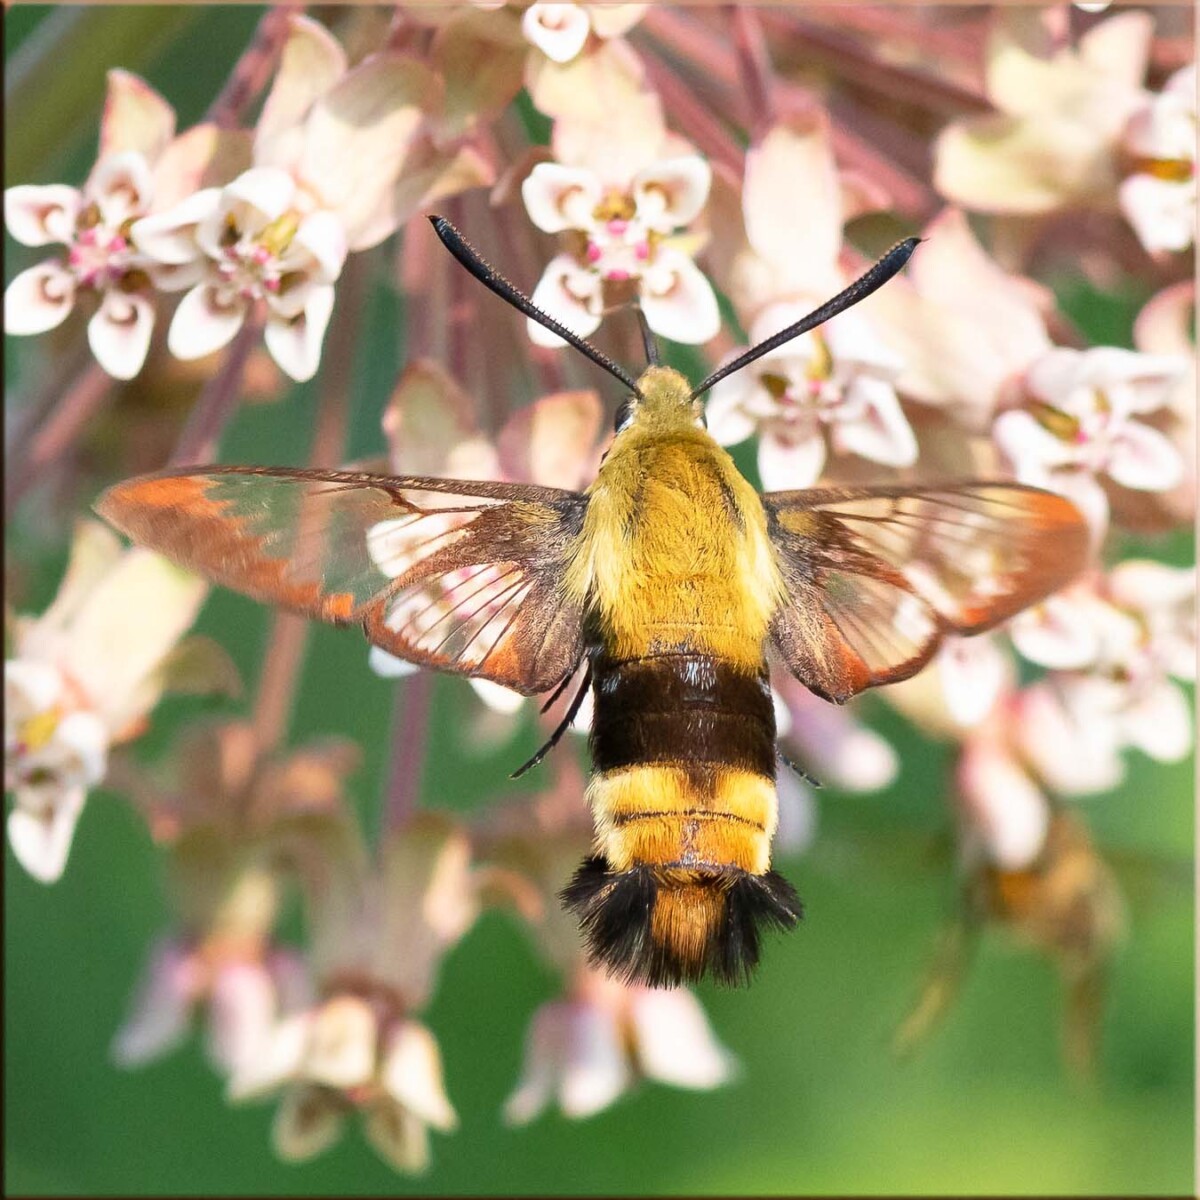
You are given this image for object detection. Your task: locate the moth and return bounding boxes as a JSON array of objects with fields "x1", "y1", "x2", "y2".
[{"x1": 97, "y1": 216, "x2": 1089, "y2": 987}]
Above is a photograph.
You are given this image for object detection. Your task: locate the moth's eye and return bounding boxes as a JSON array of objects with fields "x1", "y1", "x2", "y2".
[{"x1": 614, "y1": 400, "x2": 635, "y2": 433}]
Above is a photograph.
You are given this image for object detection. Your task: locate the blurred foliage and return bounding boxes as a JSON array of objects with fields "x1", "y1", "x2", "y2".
[{"x1": 3, "y1": 6, "x2": 1194, "y2": 1196}]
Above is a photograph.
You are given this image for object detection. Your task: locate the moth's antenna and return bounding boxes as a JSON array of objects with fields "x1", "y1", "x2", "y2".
[
  {"x1": 635, "y1": 305, "x2": 660, "y2": 367},
  {"x1": 429, "y1": 216, "x2": 643, "y2": 397},
  {"x1": 690, "y1": 237, "x2": 922, "y2": 400}
]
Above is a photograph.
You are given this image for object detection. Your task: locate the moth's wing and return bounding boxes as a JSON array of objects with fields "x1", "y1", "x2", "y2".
[
  {"x1": 96, "y1": 466, "x2": 588, "y2": 695},
  {"x1": 762, "y1": 482, "x2": 1088, "y2": 702}
]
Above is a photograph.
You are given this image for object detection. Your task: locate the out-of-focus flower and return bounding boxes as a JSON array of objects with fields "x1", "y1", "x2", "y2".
[
  {"x1": 934, "y1": 10, "x2": 1153, "y2": 216},
  {"x1": 1011, "y1": 562, "x2": 1195, "y2": 790},
  {"x1": 505, "y1": 966, "x2": 737, "y2": 1124},
  {"x1": 706, "y1": 115, "x2": 915, "y2": 488},
  {"x1": 1118, "y1": 63, "x2": 1197, "y2": 254},
  {"x1": 993, "y1": 346, "x2": 1187, "y2": 538},
  {"x1": 4, "y1": 71, "x2": 240, "y2": 378},
  {"x1": 869, "y1": 207, "x2": 1054, "y2": 432},
  {"x1": 1124, "y1": 282, "x2": 1196, "y2": 530},
  {"x1": 109, "y1": 722, "x2": 362, "y2": 1072},
  {"x1": 773, "y1": 674, "x2": 898, "y2": 793},
  {"x1": 522, "y1": 88, "x2": 718, "y2": 346},
  {"x1": 229, "y1": 812, "x2": 527, "y2": 1172},
  {"x1": 956, "y1": 733, "x2": 1051, "y2": 871},
  {"x1": 112, "y1": 894, "x2": 312, "y2": 1075},
  {"x1": 897, "y1": 811, "x2": 1126, "y2": 1077},
  {"x1": 521, "y1": 3, "x2": 645, "y2": 64},
  {"x1": 5, "y1": 521, "x2": 207, "y2": 882},
  {"x1": 232, "y1": 992, "x2": 457, "y2": 1173},
  {"x1": 133, "y1": 16, "x2": 484, "y2": 381}
]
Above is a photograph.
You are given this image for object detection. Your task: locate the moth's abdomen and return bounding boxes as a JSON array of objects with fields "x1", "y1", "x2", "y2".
[{"x1": 563, "y1": 652, "x2": 802, "y2": 987}]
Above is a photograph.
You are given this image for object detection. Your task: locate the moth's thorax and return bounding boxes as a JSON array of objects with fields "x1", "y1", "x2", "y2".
[{"x1": 567, "y1": 411, "x2": 784, "y2": 667}]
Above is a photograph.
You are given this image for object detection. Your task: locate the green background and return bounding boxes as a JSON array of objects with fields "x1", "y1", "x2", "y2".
[{"x1": 4, "y1": 7, "x2": 1194, "y2": 1196}]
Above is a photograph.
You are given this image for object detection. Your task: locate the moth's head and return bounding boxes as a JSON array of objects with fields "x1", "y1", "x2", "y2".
[
  {"x1": 561, "y1": 857, "x2": 802, "y2": 987},
  {"x1": 613, "y1": 366, "x2": 705, "y2": 436}
]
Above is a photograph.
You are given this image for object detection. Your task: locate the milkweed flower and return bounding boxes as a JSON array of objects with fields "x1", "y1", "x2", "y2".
[
  {"x1": 1118, "y1": 63, "x2": 1197, "y2": 254},
  {"x1": 4, "y1": 70, "x2": 237, "y2": 378},
  {"x1": 521, "y1": 90, "x2": 719, "y2": 346},
  {"x1": 110, "y1": 723, "x2": 366, "y2": 1074},
  {"x1": 1010, "y1": 561, "x2": 1196, "y2": 789},
  {"x1": 4, "y1": 521, "x2": 207, "y2": 882},
  {"x1": 706, "y1": 116, "x2": 916, "y2": 488},
  {"x1": 505, "y1": 968, "x2": 737, "y2": 1124},
  {"x1": 521, "y1": 3, "x2": 646, "y2": 64},
  {"x1": 993, "y1": 346, "x2": 1187, "y2": 537},
  {"x1": 933, "y1": 10, "x2": 1153, "y2": 217},
  {"x1": 132, "y1": 16, "x2": 453, "y2": 381},
  {"x1": 229, "y1": 813, "x2": 524, "y2": 1172}
]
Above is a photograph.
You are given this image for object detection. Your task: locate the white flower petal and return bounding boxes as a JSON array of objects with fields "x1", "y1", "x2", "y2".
[
  {"x1": 522, "y1": 162, "x2": 602, "y2": 233},
  {"x1": 363, "y1": 1099, "x2": 431, "y2": 1175},
  {"x1": 227, "y1": 1011, "x2": 312, "y2": 1102},
  {"x1": 290, "y1": 211, "x2": 348, "y2": 284},
  {"x1": 255, "y1": 15, "x2": 347, "y2": 170},
  {"x1": 263, "y1": 285, "x2": 335, "y2": 382},
  {"x1": 523, "y1": 4, "x2": 592, "y2": 63},
  {"x1": 5, "y1": 184, "x2": 81, "y2": 246},
  {"x1": 368, "y1": 647, "x2": 420, "y2": 679},
  {"x1": 629, "y1": 987, "x2": 737, "y2": 1089},
  {"x1": 704, "y1": 376, "x2": 760, "y2": 446},
  {"x1": 774, "y1": 768, "x2": 818, "y2": 854},
  {"x1": 558, "y1": 1002, "x2": 631, "y2": 1119},
  {"x1": 88, "y1": 150, "x2": 155, "y2": 226},
  {"x1": 87, "y1": 288, "x2": 154, "y2": 380},
  {"x1": 938, "y1": 635, "x2": 1008, "y2": 728},
  {"x1": 130, "y1": 188, "x2": 220, "y2": 265},
  {"x1": 469, "y1": 678, "x2": 526, "y2": 714},
  {"x1": 957, "y1": 740, "x2": 1050, "y2": 870},
  {"x1": 110, "y1": 939, "x2": 198, "y2": 1068},
  {"x1": 304, "y1": 995, "x2": 376, "y2": 1090},
  {"x1": 4, "y1": 261, "x2": 77, "y2": 335},
  {"x1": 221, "y1": 166, "x2": 297, "y2": 230},
  {"x1": 1119, "y1": 173, "x2": 1196, "y2": 254},
  {"x1": 757, "y1": 427, "x2": 826, "y2": 490},
  {"x1": 98, "y1": 70, "x2": 175, "y2": 164},
  {"x1": 1122, "y1": 680, "x2": 1193, "y2": 762},
  {"x1": 527, "y1": 255, "x2": 602, "y2": 348},
  {"x1": 6, "y1": 784, "x2": 86, "y2": 884},
  {"x1": 380, "y1": 1020, "x2": 458, "y2": 1132},
  {"x1": 632, "y1": 155, "x2": 711, "y2": 231},
  {"x1": 4, "y1": 662, "x2": 63, "y2": 744},
  {"x1": 1106, "y1": 421, "x2": 1185, "y2": 491},
  {"x1": 168, "y1": 283, "x2": 248, "y2": 361},
  {"x1": 503, "y1": 1002, "x2": 564, "y2": 1126},
  {"x1": 831, "y1": 376, "x2": 918, "y2": 467},
  {"x1": 207, "y1": 962, "x2": 280, "y2": 1075},
  {"x1": 271, "y1": 1084, "x2": 345, "y2": 1162},
  {"x1": 639, "y1": 248, "x2": 720, "y2": 344},
  {"x1": 1010, "y1": 596, "x2": 1103, "y2": 670}
]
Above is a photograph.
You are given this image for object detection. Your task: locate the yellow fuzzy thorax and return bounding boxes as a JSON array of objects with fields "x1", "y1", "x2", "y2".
[{"x1": 564, "y1": 367, "x2": 785, "y2": 669}]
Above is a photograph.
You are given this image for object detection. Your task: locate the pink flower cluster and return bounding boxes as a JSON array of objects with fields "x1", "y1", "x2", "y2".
[{"x1": 4, "y1": 2, "x2": 1194, "y2": 1177}]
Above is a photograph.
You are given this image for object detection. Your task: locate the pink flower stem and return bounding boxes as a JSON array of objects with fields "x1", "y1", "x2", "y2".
[
  {"x1": 167, "y1": 314, "x2": 263, "y2": 467},
  {"x1": 205, "y1": 5, "x2": 292, "y2": 129},
  {"x1": 762, "y1": 12, "x2": 991, "y2": 113},
  {"x1": 3, "y1": 357, "x2": 113, "y2": 513},
  {"x1": 383, "y1": 670, "x2": 433, "y2": 836},
  {"x1": 3, "y1": 345, "x2": 104, "y2": 514},
  {"x1": 251, "y1": 255, "x2": 369, "y2": 757},
  {"x1": 729, "y1": 6, "x2": 777, "y2": 139},
  {"x1": 639, "y1": 47, "x2": 744, "y2": 176}
]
